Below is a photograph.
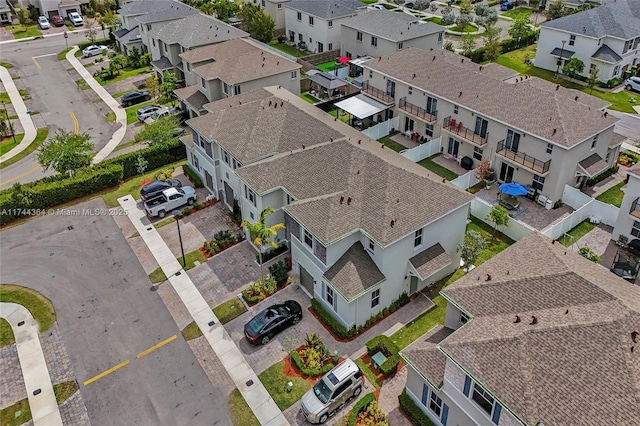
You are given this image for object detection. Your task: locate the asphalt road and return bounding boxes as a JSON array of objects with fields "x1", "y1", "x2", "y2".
[
  {"x1": 608, "y1": 109, "x2": 640, "y2": 143},
  {"x1": 0, "y1": 198, "x2": 232, "y2": 426},
  {"x1": 0, "y1": 31, "x2": 115, "y2": 189}
]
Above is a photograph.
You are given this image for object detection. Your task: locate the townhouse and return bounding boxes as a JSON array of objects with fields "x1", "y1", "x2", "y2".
[
  {"x1": 340, "y1": 9, "x2": 445, "y2": 59},
  {"x1": 16, "y1": 0, "x2": 87, "y2": 19},
  {"x1": 0, "y1": 0, "x2": 11, "y2": 24},
  {"x1": 241, "y1": 0, "x2": 289, "y2": 30},
  {"x1": 534, "y1": 0, "x2": 640, "y2": 82},
  {"x1": 401, "y1": 231, "x2": 640, "y2": 426},
  {"x1": 359, "y1": 48, "x2": 619, "y2": 203},
  {"x1": 613, "y1": 159, "x2": 640, "y2": 244},
  {"x1": 284, "y1": 0, "x2": 364, "y2": 54},
  {"x1": 183, "y1": 86, "x2": 472, "y2": 327},
  {"x1": 175, "y1": 38, "x2": 300, "y2": 118}
]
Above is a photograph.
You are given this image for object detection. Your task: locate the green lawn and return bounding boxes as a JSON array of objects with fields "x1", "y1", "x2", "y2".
[
  {"x1": 148, "y1": 267, "x2": 167, "y2": 283},
  {"x1": 0, "y1": 92, "x2": 10, "y2": 103},
  {"x1": 212, "y1": 297, "x2": 247, "y2": 325},
  {"x1": 424, "y1": 16, "x2": 442, "y2": 24},
  {"x1": 180, "y1": 249, "x2": 207, "y2": 270},
  {"x1": 417, "y1": 154, "x2": 459, "y2": 181},
  {"x1": 53, "y1": 380, "x2": 79, "y2": 404},
  {"x1": 7, "y1": 24, "x2": 42, "y2": 39},
  {"x1": 268, "y1": 40, "x2": 308, "y2": 58},
  {"x1": 316, "y1": 61, "x2": 339, "y2": 73},
  {"x1": 57, "y1": 47, "x2": 73, "y2": 60},
  {"x1": 228, "y1": 388, "x2": 260, "y2": 426},
  {"x1": 0, "y1": 62, "x2": 14, "y2": 68},
  {"x1": 557, "y1": 220, "x2": 597, "y2": 247},
  {"x1": 382, "y1": 3, "x2": 398, "y2": 9},
  {"x1": 0, "y1": 128, "x2": 48, "y2": 169},
  {"x1": 0, "y1": 398, "x2": 31, "y2": 426},
  {"x1": 0, "y1": 318, "x2": 15, "y2": 348},
  {"x1": 354, "y1": 358, "x2": 381, "y2": 390},
  {"x1": 449, "y1": 24, "x2": 478, "y2": 33},
  {"x1": 501, "y1": 7, "x2": 533, "y2": 19},
  {"x1": 596, "y1": 181, "x2": 625, "y2": 207},
  {"x1": 259, "y1": 360, "x2": 312, "y2": 410},
  {"x1": 360, "y1": 0, "x2": 378, "y2": 4},
  {"x1": 377, "y1": 135, "x2": 407, "y2": 152},
  {"x1": 300, "y1": 92, "x2": 319, "y2": 104},
  {"x1": 0, "y1": 133, "x2": 25, "y2": 156},
  {"x1": 97, "y1": 67, "x2": 152, "y2": 86},
  {"x1": 0, "y1": 284, "x2": 56, "y2": 332},
  {"x1": 328, "y1": 108, "x2": 350, "y2": 124},
  {"x1": 181, "y1": 321, "x2": 203, "y2": 340}
]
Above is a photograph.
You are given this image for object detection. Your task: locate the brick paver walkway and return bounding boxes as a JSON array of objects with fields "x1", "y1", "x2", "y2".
[
  {"x1": 0, "y1": 344, "x2": 24, "y2": 407},
  {"x1": 379, "y1": 366, "x2": 412, "y2": 426},
  {"x1": 572, "y1": 223, "x2": 613, "y2": 256}
]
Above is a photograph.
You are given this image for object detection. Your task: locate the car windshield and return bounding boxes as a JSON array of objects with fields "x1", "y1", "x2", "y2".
[
  {"x1": 247, "y1": 316, "x2": 265, "y2": 334},
  {"x1": 313, "y1": 378, "x2": 332, "y2": 404}
]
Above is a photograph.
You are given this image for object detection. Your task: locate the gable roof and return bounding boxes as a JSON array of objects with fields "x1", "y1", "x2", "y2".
[
  {"x1": 401, "y1": 325, "x2": 454, "y2": 389},
  {"x1": 540, "y1": 0, "x2": 640, "y2": 40},
  {"x1": 364, "y1": 48, "x2": 618, "y2": 147},
  {"x1": 591, "y1": 43, "x2": 624, "y2": 63},
  {"x1": 134, "y1": 2, "x2": 199, "y2": 25},
  {"x1": 149, "y1": 14, "x2": 247, "y2": 49},
  {"x1": 323, "y1": 242, "x2": 385, "y2": 301},
  {"x1": 342, "y1": 10, "x2": 444, "y2": 42},
  {"x1": 186, "y1": 39, "x2": 300, "y2": 84},
  {"x1": 286, "y1": 0, "x2": 364, "y2": 19},
  {"x1": 119, "y1": 0, "x2": 175, "y2": 16},
  {"x1": 437, "y1": 232, "x2": 640, "y2": 426},
  {"x1": 410, "y1": 243, "x2": 452, "y2": 281}
]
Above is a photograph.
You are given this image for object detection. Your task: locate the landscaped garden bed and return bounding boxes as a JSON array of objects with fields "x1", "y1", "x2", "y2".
[
  {"x1": 288, "y1": 333, "x2": 341, "y2": 379},
  {"x1": 347, "y1": 393, "x2": 388, "y2": 426},
  {"x1": 200, "y1": 229, "x2": 244, "y2": 258},
  {"x1": 241, "y1": 259, "x2": 292, "y2": 305},
  {"x1": 364, "y1": 335, "x2": 402, "y2": 377}
]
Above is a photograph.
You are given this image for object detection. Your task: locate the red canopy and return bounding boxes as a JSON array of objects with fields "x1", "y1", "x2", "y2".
[{"x1": 337, "y1": 57, "x2": 350, "y2": 64}]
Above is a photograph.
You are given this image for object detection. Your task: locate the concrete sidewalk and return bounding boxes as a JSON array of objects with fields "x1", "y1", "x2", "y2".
[
  {"x1": 66, "y1": 46, "x2": 126, "y2": 163},
  {"x1": 0, "y1": 302, "x2": 63, "y2": 426},
  {"x1": 118, "y1": 194, "x2": 290, "y2": 426},
  {"x1": 0, "y1": 66, "x2": 38, "y2": 163}
]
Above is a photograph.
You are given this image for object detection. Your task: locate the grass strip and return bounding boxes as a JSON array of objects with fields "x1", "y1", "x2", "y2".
[{"x1": 0, "y1": 284, "x2": 56, "y2": 332}]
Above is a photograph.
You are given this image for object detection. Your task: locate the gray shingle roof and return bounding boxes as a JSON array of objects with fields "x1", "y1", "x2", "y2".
[
  {"x1": 437, "y1": 232, "x2": 640, "y2": 426},
  {"x1": 323, "y1": 242, "x2": 385, "y2": 301},
  {"x1": 550, "y1": 47, "x2": 575, "y2": 59},
  {"x1": 520, "y1": 77, "x2": 610, "y2": 110},
  {"x1": 610, "y1": 132, "x2": 627, "y2": 147},
  {"x1": 409, "y1": 243, "x2": 452, "y2": 281},
  {"x1": 364, "y1": 48, "x2": 618, "y2": 147},
  {"x1": 401, "y1": 325, "x2": 453, "y2": 389},
  {"x1": 342, "y1": 10, "x2": 444, "y2": 42},
  {"x1": 591, "y1": 43, "x2": 624, "y2": 63},
  {"x1": 150, "y1": 14, "x2": 247, "y2": 49},
  {"x1": 286, "y1": 0, "x2": 364, "y2": 19},
  {"x1": 119, "y1": 0, "x2": 173, "y2": 16},
  {"x1": 134, "y1": 2, "x2": 198, "y2": 25},
  {"x1": 540, "y1": 0, "x2": 640, "y2": 40},
  {"x1": 578, "y1": 152, "x2": 608, "y2": 176},
  {"x1": 151, "y1": 56, "x2": 172, "y2": 70}
]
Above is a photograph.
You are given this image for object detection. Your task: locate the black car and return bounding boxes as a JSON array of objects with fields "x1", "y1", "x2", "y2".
[
  {"x1": 244, "y1": 300, "x2": 302, "y2": 345},
  {"x1": 140, "y1": 179, "x2": 182, "y2": 201},
  {"x1": 121, "y1": 91, "x2": 150, "y2": 107}
]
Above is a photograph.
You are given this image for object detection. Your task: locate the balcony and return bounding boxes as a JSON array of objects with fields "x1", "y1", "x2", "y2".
[
  {"x1": 496, "y1": 141, "x2": 551, "y2": 175},
  {"x1": 630, "y1": 198, "x2": 640, "y2": 219},
  {"x1": 442, "y1": 116, "x2": 487, "y2": 147},
  {"x1": 399, "y1": 98, "x2": 437, "y2": 123},
  {"x1": 361, "y1": 81, "x2": 394, "y2": 105}
]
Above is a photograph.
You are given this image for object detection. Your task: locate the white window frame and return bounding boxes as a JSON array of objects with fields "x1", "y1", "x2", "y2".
[
  {"x1": 426, "y1": 123, "x2": 434, "y2": 138},
  {"x1": 200, "y1": 77, "x2": 206, "y2": 90},
  {"x1": 414, "y1": 228, "x2": 423, "y2": 248},
  {"x1": 222, "y1": 149, "x2": 230, "y2": 165},
  {"x1": 473, "y1": 146, "x2": 483, "y2": 161},
  {"x1": 328, "y1": 20, "x2": 333, "y2": 27},
  {"x1": 371, "y1": 36, "x2": 377, "y2": 47},
  {"x1": 454, "y1": 105, "x2": 459, "y2": 114},
  {"x1": 325, "y1": 284, "x2": 334, "y2": 308},
  {"x1": 245, "y1": 186, "x2": 256, "y2": 207},
  {"x1": 304, "y1": 229, "x2": 313, "y2": 248},
  {"x1": 356, "y1": 31, "x2": 362, "y2": 42},
  {"x1": 632, "y1": 221, "x2": 640, "y2": 238},
  {"x1": 429, "y1": 391, "x2": 443, "y2": 417},
  {"x1": 368, "y1": 239, "x2": 375, "y2": 252},
  {"x1": 308, "y1": 16, "x2": 314, "y2": 25},
  {"x1": 569, "y1": 34, "x2": 575, "y2": 46},
  {"x1": 591, "y1": 135, "x2": 598, "y2": 149},
  {"x1": 234, "y1": 85, "x2": 241, "y2": 96},
  {"x1": 297, "y1": 12, "x2": 302, "y2": 21},
  {"x1": 471, "y1": 383, "x2": 496, "y2": 416},
  {"x1": 328, "y1": 43, "x2": 333, "y2": 50},
  {"x1": 460, "y1": 311, "x2": 469, "y2": 324},
  {"x1": 371, "y1": 288, "x2": 380, "y2": 308},
  {"x1": 438, "y1": 32, "x2": 443, "y2": 42},
  {"x1": 398, "y1": 42, "x2": 403, "y2": 50},
  {"x1": 546, "y1": 143, "x2": 553, "y2": 154},
  {"x1": 532, "y1": 174, "x2": 545, "y2": 191},
  {"x1": 277, "y1": 3, "x2": 282, "y2": 8},
  {"x1": 291, "y1": 71, "x2": 297, "y2": 79}
]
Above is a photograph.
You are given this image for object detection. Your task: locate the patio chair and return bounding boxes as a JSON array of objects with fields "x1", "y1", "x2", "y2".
[
  {"x1": 450, "y1": 118, "x2": 457, "y2": 128},
  {"x1": 456, "y1": 121, "x2": 463, "y2": 130},
  {"x1": 499, "y1": 194, "x2": 520, "y2": 210}
]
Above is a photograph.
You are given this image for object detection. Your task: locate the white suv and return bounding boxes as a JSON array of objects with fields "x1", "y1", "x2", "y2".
[
  {"x1": 68, "y1": 12, "x2": 83, "y2": 26},
  {"x1": 625, "y1": 76, "x2": 640, "y2": 93}
]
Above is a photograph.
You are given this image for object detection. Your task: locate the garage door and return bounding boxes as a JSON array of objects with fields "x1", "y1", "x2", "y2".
[
  {"x1": 299, "y1": 265, "x2": 314, "y2": 297},
  {"x1": 223, "y1": 181, "x2": 234, "y2": 208}
]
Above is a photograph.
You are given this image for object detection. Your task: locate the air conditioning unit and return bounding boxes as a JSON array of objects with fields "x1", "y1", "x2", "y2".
[{"x1": 537, "y1": 194, "x2": 548, "y2": 207}]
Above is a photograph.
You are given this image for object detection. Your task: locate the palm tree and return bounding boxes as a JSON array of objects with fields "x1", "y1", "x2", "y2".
[{"x1": 241, "y1": 207, "x2": 285, "y2": 283}]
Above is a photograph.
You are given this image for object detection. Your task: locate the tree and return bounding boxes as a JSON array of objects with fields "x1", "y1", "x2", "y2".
[
  {"x1": 135, "y1": 155, "x2": 148, "y2": 175},
  {"x1": 239, "y1": 3, "x2": 260, "y2": 32},
  {"x1": 159, "y1": 71, "x2": 179, "y2": 102},
  {"x1": 456, "y1": 14, "x2": 473, "y2": 32},
  {"x1": 430, "y1": 2, "x2": 438, "y2": 12},
  {"x1": 459, "y1": 230, "x2": 487, "y2": 269},
  {"x1": 135, "y1": 116, "x2": 180, "y2": 145},
  {"x1": 99, "y1": 10, "x2": 121, "y2": 31},
  {"x1": 19, "y1": 9, "x2": 33, "y2": 25},
  {"x1": 587, "y1": 64, "x2": 600, "y2": 94},
  {"x1": 213, "y1": 0, "x2": 240, "y2": 22},
  {"x1": 508, "y1": 15, "x2": 533, "y2": 47},
  {"x1": 241, "y1": 207, "x2": 285, "y2": 284},
  {"x1": 441, "y1": 13, "x2": 456, "y2": 26},
  {"x1": 85, "y1": 18, "x2": 99, "y2": 45},
  {"x1": 483, "y1": 26, "x2": 502, "y2": 62},
  {"x1": 486, "y1": 204, "x2": 509, "y2": 235},
  {"x1": 444, "y1": 41, "x2": 455, "y2": 51},
  {"x1": 110, "y1": 54, "x2": 127, "y2": 71},
  {"x1": 145, "y1": 75, "x2": 160, "y2": 101},
  {"x1": 475, "y1": 4, "x2": 490, "y2": 16},
  {"x1": 414, "y1": 0, "x2": 430, "y2": 11},
  {"x1": 127, "y1": 46, "x2": 142, "y2": 68},
  {"x1": 485, "y1": 10, "x2": 498, "y2": 27},
  {"x1": 546, "y1": 0, "x2": 566, "y2": 20},
  {"x1": 461, "y1": 33, "x2": 477, "y2": 55},
  {"x1": 198, "y1": 1, "x2": 215, "y2": 15},
  {"x1": 459, "y1": 0, "x2": 473, "y2": 15},
  {"x1": 37, "y1": 130, "x2": 93, "y2": 175},
  {"x1": 27, "y1": 4, "x2": 38, "y2": 22},
  {"x1": 562, "y1": 57, "x2": 584, "y2": 82},
  {"x1": 250, "y1": 10, "x2": 275, "y2": 43}
]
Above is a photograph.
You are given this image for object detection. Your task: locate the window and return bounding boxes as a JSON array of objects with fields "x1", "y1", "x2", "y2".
[
  {"x1": 204, "y1": 141, "x2": 212, "y2": 158},
  {"x1": 398, "y1": 42, "x2": 403, "y2": 50},
  {"x1": 261, "y1": 0, "x2": 265, "y2": 7},
  {"x1": 546, "y1": 143, "x2": 553, "y2": 154},
  {"x1": 291, "y1": 71, "x2": 297, "y2": 79},
  {"x1": 474, "y1": 117, "x2": 488, "y2": 138},
  {"x1": 328, "y1": 43, "x2": 333, "y2": 50},
  {"x1": 286, "y1": 193, "x2": 294, "y2": 204},
  {"x1": 356, "y1": 31, "x2": 362, "y2": 42},
  {"x1": 569, "y1": 34, "x2": 575, "y2": 46},
  {"x1": 304, "y1": 229, "x2": 313, "y2": 247},
  {"x1": 250, "y1": 211, "x2": 255, "y2": 220},
  {"x1": 191, "y1": 153, "x2": 199, "y2": 170},
  {"x1": 325, "y1": 285, "x2": 334, "y2": 307},
  {"x1": 472, "y1": 383, "x2": 495, "y2": 415},
  {"x1": 368, "y1": 239, "x2": 375, "y2": 252},
  {"x1": 371, "y1": 36, "x2": 378, "y2": 46},
  {"x1": 371, "y1": 289, "x2": 380, "y2": 308},
  {"x1": 297, "y1": 12, "x2": 302, "y2": 21},
  {"x1": 277, "y1": 3, "x2": 282, "y2": 8},
  {"x1": 232, "y1": 159, "x2": 238, "y2": 170},
  {"x1": 346, "y1": 51, "x2": 352, "y2": 58},
  {"x1": 623, "y1": 39, "x2": 632, "y2": 53},
  {"x1": 613, "y1": 65, "x2": 621, "y2": 76},
  {"x1": 454, "y1": 105, "x2": 459, "y2": 114},
  {"x1": 298, "y1": 33, "x2": 303, "y2": 42},
  {"x1": 425, "y1": 123, "x2": 434, "y2": 138},
  {"x1": 414, "y1": 229, "x2": 423, "y2": 247},
  {"x1": 591, "y1": 135, "x2": 598, "y2": 149},
  {"x1": 590, "y1": 63, "x2": 597, "y2": 72},
  {"x1": 223, "y1": 82, "x2": 228, "y2": 94},
  {"x1": 460, "y1": 311, "x2": 469, "y2": 324},
  {"x1": 505, "y1": 129, "x2": 520, "y2": 152},
  {"x1": 438, "y1": 32, "x2": 443, "y2": 42},
  {"x1": 222, "y1": 149, "x2": 230, "y2": 165},
  {"x1": 473, "y1": 146, "x2": 483, "y2": 161},
  {"x1": 532, "y1": 174, "x2": 545, "y2": 191},
  {"x1": 152, "y1": 38, "x2": 156, "y2": 47},
  {"x1": 186, "y1": 62, "x2": 191, "y2": 72},
  {"x1": 429, "y1": 391, "x2": 442, "y2": 417},
  {"x1": 328, "y1": 20, "x2": 333, "y2": 27},
  {"x1": 245, "y1": 187, "x2": 256, "y2": 206},
  {"x1": 309, "y1": 16, "x2": 314, "y2": 25},
  {"x1": 408, "y1": 86, "x2": 413, "y2": 95},
  {"x1": 369, "y1": 70, "x2": 373, "y2": 79},
  {"x1": 632, "y1": 221, "x2": 640, "y2": 238},
  {"x1": 234, "y1": 85, "x2": 242, "y2": 96},
  {"x1": 200, "y1": 77, "x2": 206, "y2": 89},
  {"x1": 309, "y1": 37, "x2": 312, "y2": 44},
  {"x1": 386, "y1": 79, "x2": 395, "y2": 98},
  {"x1": 146, "y1": 24, "x2": 152, "y2": 31},
  {"x1": 426, "y1": 96, "x2": 437, "y2": 115}
]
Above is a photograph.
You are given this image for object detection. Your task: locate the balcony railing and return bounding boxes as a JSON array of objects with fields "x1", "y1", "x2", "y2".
[
  {"x1": 399, "y1": 98, "x2": 437, "y2": 122},
  {"x1": 361, "y1": 81, "x2": 395, "y2": 105},
  {"x1": 630, "y1": 198, "x2": 640, "y2": 219},
  {"x1": 442, "y1": 116, "x2": 487, "y2": 146},
  {"x1": 496, "y1": 141, "x2": 551, "y2": 174}
]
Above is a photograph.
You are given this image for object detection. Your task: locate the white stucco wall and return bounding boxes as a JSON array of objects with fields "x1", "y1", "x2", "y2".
[
  {"x1": 613, "y1": 171, "x2": 640, "y2": 242},
  {"x1": 340, "y1": 25, "x2": 443, "y2": 58},
  {"x1": 285, "y1": 7, "x2": 355, "y2": 53}
]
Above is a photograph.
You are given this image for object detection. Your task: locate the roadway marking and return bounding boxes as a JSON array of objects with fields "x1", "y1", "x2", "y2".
[
  {"x1": 31, "y1": 57, "x2": 41, "y2": 69},
  {"x1": 69, "y1": 111, "x2": 79, "y2": 134},
  {"x1": 136, "y1": 335, "x2": 177, "y2": 359},
  {"x1": 32, "y1": 53, "x2": 56, "y2": 59},
  {"x1": 0, "y1": 165, "x2": 42, "y2": 186},
  {"x1": 83, "y1": 360, "x2": 130, "y2": 386}
]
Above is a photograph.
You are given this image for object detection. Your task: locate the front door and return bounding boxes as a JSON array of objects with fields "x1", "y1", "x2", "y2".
[
  {"x1": 204, "y1": 170, "x2": 214, "y2": 191},
  {"x1": 447, "y1": 137, "x2": 459, "y2": 157},
  {"x1": 499, "y1": 163, "x2": 515, "y2": 183},
  {"x1": 405, "y1": 117, "x2": 414, "y2": 132},
  {"x1": 410, "y1": 276, "x2": 418, "y2": 294},
  {"x1": 317, "y1": 42, "x2": 324, "y2": 53},
  {"x1": 223, "y1": 181, "x2": 234, "y2": 208},
  {"x1": 299, "y1": 265, "x2": 314, "y2": 297}
]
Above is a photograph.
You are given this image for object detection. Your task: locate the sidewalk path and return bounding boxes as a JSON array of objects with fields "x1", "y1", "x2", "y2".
[
  {"x1": 118, "y1": 194, "x2": 290, "y2": 426},
  {"x1": 0, "y1": 67, "x2": 38, "y2": 163},
  {"x1": 66, "y1": 46, "x2": 126, "y2": 163},
  {"x1": 0, "y1": 302, "x2": 63, "y2": 426}
]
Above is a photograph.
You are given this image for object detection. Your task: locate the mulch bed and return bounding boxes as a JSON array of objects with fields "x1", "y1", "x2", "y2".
[
  {"x1": 283, "y1": 354, "x2": 319, "y2": 384},
  {"x1": 199, "y1": 239, "x2": 239, "y2": 259}
]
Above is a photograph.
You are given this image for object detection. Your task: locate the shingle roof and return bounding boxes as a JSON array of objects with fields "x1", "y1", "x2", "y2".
[
  {"x1": 409, "y1": 243, "x2": 452, "y2": 281},
  {"x1": 578, "y1": 152, "x2": 608, "y2": 176},
  {"x1": 437, "y1": 232, "x2": 640, "y2": 426},
  {"x1": 401, "y1": 325, "x2": 453, "y2": 388},
  {"x1": 591, "y1": 43, "x2": 624, "y2": 63},
  {"x1": 540, "y1": 0, "x2": 640, "y2": 40},
  {"x1": 134, "y1": 2, "x2": 199, "y2": 25},
  {"x1": 364, "y1": 48, "x2": 618, "y2": 147},
  {"x1": 519, "y1": 77, "x2": 610, "y2": 110},
  {"x1": 550, "y1": 47, "x2": 575, "y2": 59},
  {"x1": 342, "y1": 10, "x2": 444, "y2": 42},
  {"x1": 119, "y1": 0, "x2": 175, "y2": 16},
  {"x1": 323, "y1": 242, "x2": 385, "y2": 301},
  {"x1": 174, "y1": 85, "x2": 208, "y2": 111},
  {"x1": 610, "y1": 132, "x2": 627, "y2": 147},
  {"x1": 151, "y1": 56, "x2": 172, "y2": 70},
  {"x1": 309, "y1": 72, "x2": 348, "y2": 90},
  {"x1": 150, "y1": 14, "x2": 247, "y2": 49},
  {"x1": 286, "y1": 0, "x2": 364, "y2": 19},
  {"x1": 185, "y1": 38, "x2": 300, "y2": 84}
]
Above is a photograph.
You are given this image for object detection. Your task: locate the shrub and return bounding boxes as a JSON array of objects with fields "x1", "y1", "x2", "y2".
[
  {"x1": 365, "y1": 335, "x2": 399, "y2": 357},
  {"x1": 347, "y1": 393, "x2": 376, "y2": 426},
  {"x1": 398, "y1": 390, "x2": 437, "y2": 426},
  {"x1": 183, "y1": 164, "x2": 203, "y2": 188},
  {"x1": 269, "y1": 260, "x2": 289, "y2": 285},
  {"x1": 262, "y1": 276, "x2": 278, "y2": 295},
  {"x1": 101, "y1": 138, "x2": 186, "y2": 179},
  {"x1": 290, "y1": 349, "x2": 334, "y2": 377},
  {"x1": 356, "y1": 400, "x2": 388, "y2": 426},
  {"x1": 380, "y1": 354, "x2": 401, "y2": 376},
  {"x1": 578, "y1": 246, "x2": 600, "y2": 263},
  {"x1": 586, "y1": 165, "x2": 618, "y2": 186},
  {"x1": 311, "y1": 298, "x2": 355, "y2": 339},
  {"x1": 242, "y1": 289, "x2": 261, "y2": 304}
]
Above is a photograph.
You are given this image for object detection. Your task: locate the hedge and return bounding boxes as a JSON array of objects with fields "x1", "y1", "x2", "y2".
[
  {"x1": 241, "y1": 289, "x2": 261, "y2": 304},
  {"x1": 289, "y1": 350, "x2": 336, "y2": 377},
  {"x1": 347, "y1": 393, "x2": 375, "y2": 426},
  {"x1": 587, "y1": 165, "x2": 618, "y2": 186},
  {"x1": 399, "y1": 390, "x2": 437, "y2": 426},
  {"x1": 183, "y1": 163, "x2": 203, "y2": 188},
  {"x1": 0, "y1": 163, "x2": 124, "y2": 224},
  {"x1": 365, "y1": 335, "x2": 400, "y2": 376},
  {"x1": 311, "y1": 298, "x2": 356, "y2": 339},
  {"x1": 464, "y1": 33, "x2": 538, "y2": 64},
  {"x1": 77, "y1": 38, "x2": 113, "y2": 51},
  {"x1": 101, "y1": 138, "x2": 186, "y2": 179}
]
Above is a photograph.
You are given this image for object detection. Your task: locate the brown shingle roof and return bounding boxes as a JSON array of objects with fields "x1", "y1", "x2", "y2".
[
  {"x1": 410, "y1": 243, "x2": 452, "y2": 280},
  {"x1": 183, "y1": 38, "x2": 300, "y2": 84},
  {"x1": 323, "y1": 242, "x2": 385, "y2": 301},
  {"x1": 610, "y1": 131, "x2": 628, "y2": 147},
  {"x1": 579, "y1": 153, "x2": 608, "y2": 177},
  {"x1": 149, "y1": 13, "x2": 247, "y2": 49},
  {"x1": 174, "y1": 85, "x2": 208, "y2": 111},
  {"x1": 520, "y1": 77, "x2": 610, "y2": 110},
  {"x1": 364, "y1": 48, "x2": 618, "y2": 147},
  {"x1": 401, "y1": 325, "x2": 454, "y2": 389},
  {"x1": 437, "y1": 232, "x2": 640, "y2": 426}
]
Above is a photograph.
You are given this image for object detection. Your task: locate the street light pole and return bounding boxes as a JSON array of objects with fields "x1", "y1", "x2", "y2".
[
  {"x1": 173, "y1": 210, "x2": 186, "y2": 267},
  {"x1": 1, "y1": 101, "x2": 16, "y2": 145},
  {"x1": 555, "y1": 40, "x2": 566, "y2": 80}
]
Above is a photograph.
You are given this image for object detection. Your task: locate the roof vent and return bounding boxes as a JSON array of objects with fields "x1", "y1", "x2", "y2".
[
  {"x1": 582, "y1": 26, "x2": 586, "y2": 33},
  {"x1": 565, "y1": 309, "x2": 569, "y2": 314},
  {"x1": 479, "y1": 66, "x2": 483, "y2": 71},
  {"x1": 555, "y1": 84, "x2": 560, "y2": 91},
  {"x1": 277, "y1": 61, "x2": 279, "y2": 65},
  {"x1": 552, "y1": 128, "x2": 557, "y2": 135},
  {"x1": 485, "y1": 273, "x2": 491, "y2": 281},
  {"x1": 390, "y1": 219, "x2": 395, "y2": 227},
  {"x1": 514, "y1": 315, "x2": 521, "y2": 323},
  {"x1": 461, "y1": 58, "x2": 464, "y2": 63},
  {"x1": 340, "y1": 196, "x2": 344, "y2": 204},
  {"x1": 442, "y1": 178, "x2": 445, "y2": 183},
  {"x1": 347, "y1": 197, "x2": 352, "y2": 205},
  {"x1": 459, "y1": 91, "x2": 463, "y2": 97},
  {"x1": 604, "y1": 111, "x2": 608, "y2": 117},
  {"x1": 281, "y1": 101, "x2": 283, "y2": 107},
  {"x1": 506, "y1": 270, "x2": 509, "y2": 275},
  {"x1": 262, "y1": 63, "x2": 265, "y2": 67},
  {"x1": 412, "y1": 73, "x2": 416, "y2": 79},
  {"x1": 632, "y1": 330, "x2": 639, "y2": 343},
  {"x1": 302, "y1": 144, "x2": 305, "y2": 149},
  {"x1": 269, "y1": 100, "x2": 272, "y2": 106},
  {"x1": 552, "y1": 239, "x2": 556, "y2": 244},
  {"x1": 432, "y1": 55, "x2": 436, "y2": 61},
  {"x1": 381, "y1": 144, "x2": 385, "y2": 149},
  {"x1": 358, "y1": 139, "x2": 361, "y2": 144},
  {"x1": 530, "y1": 315, "x2": 538, "y2": 325},
  {"x1": 574, "y1": 96, "x2": 579, "y2": 101}
]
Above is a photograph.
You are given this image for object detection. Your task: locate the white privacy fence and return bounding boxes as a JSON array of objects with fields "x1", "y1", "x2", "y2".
[
  {"x1": 561, "y1": 185, "x2": 594, "y2": 210},
  {"x1": 400, "y1": 136, "x2": 442, "y2": 162},
  {"x1": 362, "y1": 116, "x2": 399, "y2": 140},
  {"x1": 452, "y1": 170, "x2": 480, "y2": 190},
  {"x1": 470, "y1": 198, "x2": 535, "y2": 241}
]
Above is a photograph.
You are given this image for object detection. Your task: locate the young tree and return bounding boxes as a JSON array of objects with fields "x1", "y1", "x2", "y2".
[
  {"x1": 456, "y1": 14, "x2": 473, "y2": 32},
  {"x1": 213, "y1": 0, "x2": 240, "y2": 22},
  {"x1": 483, "y1": 26, "x2": 502, "y2": 62},
  {"x1": 159, "y1": 71, "x2": 179, "y2": 102},
  {"x1": 239, "y1": 3, "x2": 260, "y2": 33},
  {"x1": 587, "y1": 64, "x2": 600, "y2": 94},
  {"x1": 546, "y1": 0, "x2": 566, "y2": 20},
  {"x1": 461, "y1": 33, "x2": 477, "y2": 55},
  {"x1": 475, "y1": 3, "x2": 490, "y2": 16},
  {"x1": 441, "y1": 13, "x2": 456, "y2": 26},
  {"x1": 135, "y1": 116, "x2": 180, "y2": 145},
  {"x1": 19, "y1": 9, "x2": 33, "y2": 25},
  {"x1": 459, "y1": 0, "x2": 473, "y2": 15},
  {"x1": 99, "y1": 10, "x2": 121, "y2": 31},
  {"x1": 508, "y1": 15, "x2": 533, "y2": 47},
  {"x1": 486, "y1": 204, "x2": 509, "y2": 235},
  {"x1": 241, "y1": 207, "x2": 285, "y2": 284},
  {"x1": 127, "y1": 46, "x2": 142, "y2": 68},
  {"x1": 85, "y1": 18, "x2": 99, "y2": 45},
  {"x1": 198, "y1": 1, "x2": 215, "y2": 15},
  {"x1": 414, "y1": 0, "x2": 430, "y2": 11},
  {"x1": 562, "y1": 57, "x2": 584, "y2": 82},
  {"x1": 110, "y1": 54, "x2": 127, "y2": 71},
  {"x1": 484, "y1": 10, "x2": 498, "y2": 27},
  {"x1": 430, "y1": 2, "x2": 438, "y2": 12},
  {"x1": 459, "y1": 230, "x2": 487, "y2": 270},
  {"x1": 37, "y1": 130, "x2": 93, "y2": 175},
  {"x1": 250, "y1": 11, "x2": 275, "y2": 43},
  {"x1": 145, "y1": 75, "x2": 160, "y2": 101}
]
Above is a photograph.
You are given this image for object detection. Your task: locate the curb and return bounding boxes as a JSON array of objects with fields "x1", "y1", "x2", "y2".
[{"x1": 0, "y1": 67, "x2": 38, "y2": 163}]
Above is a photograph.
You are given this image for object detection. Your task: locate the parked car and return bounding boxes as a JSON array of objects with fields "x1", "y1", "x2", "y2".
[
  {"x1": 137, "y1": 105, "x2": 162, "y2": 122},
  {"x1": 143, "y1": 106, "x2": 180, "y2": 124},
  {"x1": 404, "y1": 1, "x2": 415, "y2": 8},
  {"x1": 121, "y1": 91, "x2": 150, "y2": 107},
  {"x1": 244, "y1": 300, "x2": 302, "y2": 345},
  {"x1": 52, "y1": 15, "x2": 64, "y2": 26},
  {"x1": 68, "y1": 12, "x2": 83, "y2": 26},
  {"x1": 140, "y1": 179, "x2": 182, "y2": 201},
  {"x1": 144, "y1": 186, "x2": 196, "y2": 218},
  {"x1": 37, "y1": 16, "x2": 50, "y2": 30},
  {"x1": 625, "y1": 76, "x2": 640, "y2": 93},
  {"x1": 501, "y1": 1, "x2": 514, "y2": 10},
  {"x1": 82, "y1": 45, "x2": 107, "y2": 58},
  {"x1": 371, "y1": 4, "x2": 384, "y2": 9},
  {"x1": 301, "y1": 359, "x2": 364, "y2": 424}
]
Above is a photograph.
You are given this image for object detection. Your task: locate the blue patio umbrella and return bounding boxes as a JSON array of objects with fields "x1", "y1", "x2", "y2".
[{"x1": 499, "y1": 182, "x2": 528, "y2": 196}]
